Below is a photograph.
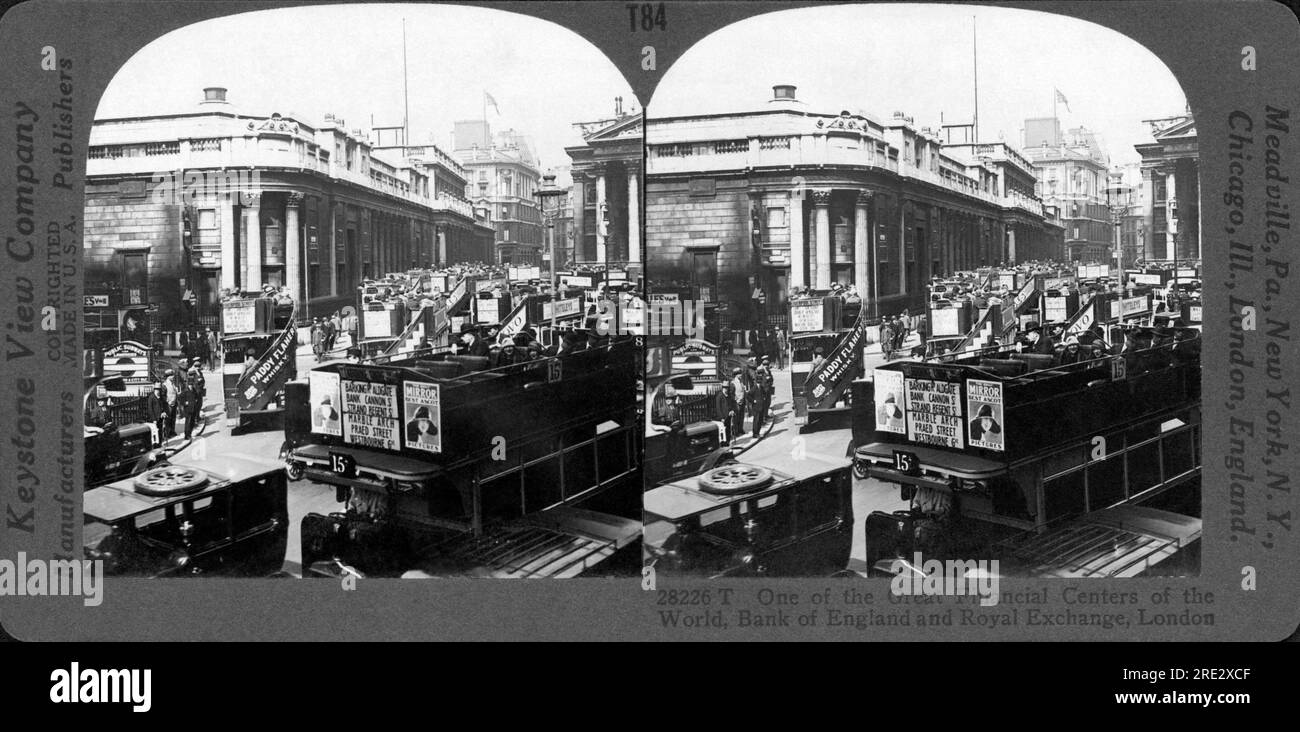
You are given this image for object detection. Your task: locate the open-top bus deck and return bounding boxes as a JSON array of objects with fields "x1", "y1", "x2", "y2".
[
  {"x1": 850, "y1": 325, "x2": 1201, "y2": 578},
  {"x1": 284, "y1": 334, "x2": 641, "y2": 578}
]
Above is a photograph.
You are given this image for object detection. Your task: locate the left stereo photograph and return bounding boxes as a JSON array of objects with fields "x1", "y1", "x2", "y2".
[{"x1": 80, "y1": 3, "x2": 645, "y2": 580}]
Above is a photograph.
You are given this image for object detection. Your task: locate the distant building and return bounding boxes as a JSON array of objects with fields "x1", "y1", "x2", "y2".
[
  {"x1": 565, "y1": 100, "x2": 643, "y2": 276},
  {"x1": 1135, "y1": 112, "x2": 1199, "y2": 261},
  {"x1": 1023, "y1": 123, "x2": 1113, "y2": 262},
  {"x1": 83, "y1": 86, "x2": 493, "y2": 338},
  {"x1": 453, "y1": 124, "x2": 544, "y2": 266},
  {"x1": 646, "y1": 85, "x2": 1060, "y2": 325}
]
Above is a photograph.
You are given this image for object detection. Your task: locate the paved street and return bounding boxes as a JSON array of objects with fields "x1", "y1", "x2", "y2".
[
  {"x1": 725, "y1": 332, "x2": 921, "y2": 574},
  {"x1": 157, "y1": 328, "x2": 353, "y2": 576}
]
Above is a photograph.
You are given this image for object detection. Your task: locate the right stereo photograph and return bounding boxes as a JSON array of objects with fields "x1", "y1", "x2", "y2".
[{"x1": 642, "y1": 4, "x2": 1202, "y2": 580}]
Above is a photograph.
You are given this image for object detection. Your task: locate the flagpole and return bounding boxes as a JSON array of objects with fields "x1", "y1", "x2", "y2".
[
  {"x1": 972, "y1": 16, "x2": 978, "y2": 141},
  {"x1": 402, "y1": 18, "x2": 410, "y2": 145}
]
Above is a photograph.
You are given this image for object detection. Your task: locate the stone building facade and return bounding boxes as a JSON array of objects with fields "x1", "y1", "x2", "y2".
[
  {"x1": 565, "y1": 110, "x2": 643, "y2": 275},
  {"x1": 1135, "y1": 112, "x2": 1200, "y2": 262},
  {"x1": 646, "y1": 85, "x2": 1061, "y2": 327},
  {"x1": 84, "y1": 88, "x2": 493, "y2": 335}
]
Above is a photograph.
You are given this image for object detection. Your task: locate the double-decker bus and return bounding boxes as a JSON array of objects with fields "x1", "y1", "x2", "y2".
[
  {"x1": 850, "y1": 325, "x2": 1202, "y2": 578},
  {"x1": 283, "y1": 333, "x2": 641, "y2": 578},
  {"x1": 789, "y1": 293, "x2": 870, "y2": 424},
  {"x1": 222, "y1": 296, "x2": 297, "y2": 432}
]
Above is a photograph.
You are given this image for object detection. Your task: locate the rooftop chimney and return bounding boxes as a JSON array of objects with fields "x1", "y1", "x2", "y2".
[
  {"x1": 201, "y1": 87, "x2": 229, "y2": 105},
  {"x1": 772, "y1": 84, "x2": 798, "y2": 101}
]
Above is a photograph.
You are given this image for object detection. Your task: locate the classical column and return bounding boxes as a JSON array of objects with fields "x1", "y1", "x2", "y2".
[
  {"x1": 241, "y1": 192, "x2": 262, "y2": 291},
  {"x1": 285, "y1": 192, "x2": 303, "y2": 301},
  {"x1": 813, "y1": 189, "x2": 832, "y2": 289},
  {"x1": 627, "y1": 166, "x2": 641, "y2": 265},
  {"x1": 897, "y1": 201, "x2": 907, "y2": 294},
  {"x1": 595, "y1": 174, "x2": 607, "y2": 264},
  {"x1": 854, "y1": 191, "x2": 871, "y2": 299},
  {"x1": 436, "y1": 225, "x2": 446, "y2": 268},
  {"x1": 1165, "y1": 167, "x2": 1178, "y2": 261},
  {"x1": 789, "y1": 188, "x2": 805, "y2": 290},
  {"x1": 328, "y1": 202, "x2": 339, "y2": 297},
  {"x1": 570, "y1": 174, "x2": 585, "y2": 265},
  {"x1": 219, "y1": 193, "x2": 236, "y2": 291},
  {"x1": 1006, "y1": 225, "x2": 1017, "y2": 264}
]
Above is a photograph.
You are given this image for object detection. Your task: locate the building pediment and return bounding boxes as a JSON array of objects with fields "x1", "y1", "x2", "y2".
[
  {"x1": 1146, "y1": 115, "x2": 1196, "y2": 140},
  {"x1": 581, "y1": 115, "x2": 642, "y2": 143}
]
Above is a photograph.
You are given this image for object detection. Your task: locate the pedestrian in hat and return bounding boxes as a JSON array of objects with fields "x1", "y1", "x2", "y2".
[
  {"x1": 147, "y1": 381, "x2": 169, "y2": 442},
  {"x1": 728, "y1": 367, "x2": 748, "y2": 442},
  {"x1": 162, "y1": 369, "x2": 180, "y2": 440},
  {"x1": 751, "y1": 356, "x2": 774, "y2": 438}
]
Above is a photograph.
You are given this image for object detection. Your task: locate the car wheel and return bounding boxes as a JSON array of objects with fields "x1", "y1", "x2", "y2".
[
  {"x1": 698, "y1": 464, "x2": 773, "y2": 494},
  {"x1": 133, "y1": 465, "x2": 208, "y2": 496},
  {"x1": 286, "y1": 461, "x2": 305, "y2": 481},
  {"x1": 852, "y1": 460, "x2": 869, "y2": 480}
]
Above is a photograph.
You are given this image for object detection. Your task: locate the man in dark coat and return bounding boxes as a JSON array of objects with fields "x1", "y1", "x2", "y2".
[
  {"x1": 146, "y1": 382, "x2": 169, "y2": 441},
  {"x1": 458, "y1": 324, "x2": 490, "y2": 357},
  {"x1": 751, "y1": 356, "x2": 774, "y2": 438}
]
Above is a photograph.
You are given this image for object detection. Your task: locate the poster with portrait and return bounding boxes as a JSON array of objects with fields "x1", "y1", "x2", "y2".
[
  {"x1": 966, "y1": 378, "x2": 1004, "y2": 452},
  {"x1": 403, "y1": 381, "x2": 442, "y2": 454},
  {"x1": 872, "y1": 368, "x2": 906, "y2": 435},
  {"x1": 308, "y1": 371, "x2": 342, "y2": 436},
  {"x1": 118, "y1": 308, "x2": 150, "y2": 344}
]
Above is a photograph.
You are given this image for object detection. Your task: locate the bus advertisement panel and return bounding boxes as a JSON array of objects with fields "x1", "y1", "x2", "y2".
[
  {"x1": 903, "y1": 376, "x2": 964, "y2": 449},
  {"x1": 308, "y1": 371, "x2": 342, "y2": 436},
  {"x1": 873, "y1": 368, "x2": 905, "y2": 434},
  {"x1": 341, "y1": 379, "x2": 401, "y2": 451},
  {"x1": 965, "y1": 378, "x2": 1005, "y2": 451},
  {"x1": 403, "y1": 381, "x2": 443, "y2": 454}
]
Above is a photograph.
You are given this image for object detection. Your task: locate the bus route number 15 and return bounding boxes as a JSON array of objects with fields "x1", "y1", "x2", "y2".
[{"x1": 892, "y1": 450, "x2": 920, "y2": 476}]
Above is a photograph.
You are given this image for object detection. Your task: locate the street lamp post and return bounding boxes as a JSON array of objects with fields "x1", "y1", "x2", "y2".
[
  {"x1": 535, "y1": 172, "x2": 566, "y2": 340},
  {"x1": 1105, "y1": 172, "x2": 1133, "y2": 293}
]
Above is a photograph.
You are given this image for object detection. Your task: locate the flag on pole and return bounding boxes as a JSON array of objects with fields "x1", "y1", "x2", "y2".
[
  {"x1": 1055, "y1": 88, "x2": 1071, "y2": 112},
  {"x1": 484, "y1": 91, "x2": 500, "y2": 114}
]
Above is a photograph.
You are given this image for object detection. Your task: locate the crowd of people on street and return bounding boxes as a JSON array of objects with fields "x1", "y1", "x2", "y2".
[{"x1": 136, "y1": 356, "x2": 209, "y2": 444}]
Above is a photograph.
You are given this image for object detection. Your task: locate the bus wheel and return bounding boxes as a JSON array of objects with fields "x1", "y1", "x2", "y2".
[
  {"x1": 698, "y1": 464, "x2": 773, "y2": 494},
  {"x1": 133, "y1": 465, "x2": 208, "y2": 496}
]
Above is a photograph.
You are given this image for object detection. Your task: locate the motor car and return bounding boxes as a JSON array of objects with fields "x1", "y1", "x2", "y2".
[{"x1": 83, "y1": 454, "x2": 288, "y2": 577}]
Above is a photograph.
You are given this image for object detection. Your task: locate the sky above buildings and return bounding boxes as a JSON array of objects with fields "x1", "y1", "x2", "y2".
[
  {"x1": 95, "y1": 4, "x2": 636, "y2": 175},
  {"x1": 649, "y1": 4, "x2": 1187, "y2": 167}
]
